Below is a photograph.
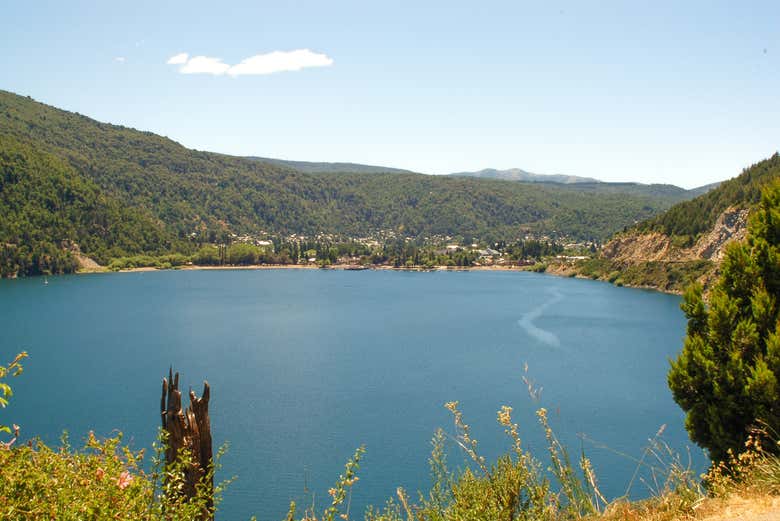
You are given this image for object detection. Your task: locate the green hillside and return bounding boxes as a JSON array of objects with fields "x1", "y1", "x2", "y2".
[
  {"x1": 448, "y1": 168, "x2": 721, "y2": 200},
  {"x1": 248, "y1": 156, "x2": 414, "y2": 174},
  {"x1": 0, "y1": 90, "x2": 706, "y2": 276},
  {"x1": 0, "y1": 135, "x2": 178, "y2": 276},
  {"x1": 557, "y1": 154, "x2": 780, "y2": 293},
  {"x1": 636, "y1": 153, "x2": 780, "y2": 244}
]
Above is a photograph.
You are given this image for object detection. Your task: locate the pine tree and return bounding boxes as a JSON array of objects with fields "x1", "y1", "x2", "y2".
[{"x1": 668, "y1": 181, "x2": 780, "y2": 462}]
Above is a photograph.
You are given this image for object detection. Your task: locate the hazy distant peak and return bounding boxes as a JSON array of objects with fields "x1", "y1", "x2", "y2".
[{"x1": 449, "y1": 168, "x2": 601, "y2": 184}]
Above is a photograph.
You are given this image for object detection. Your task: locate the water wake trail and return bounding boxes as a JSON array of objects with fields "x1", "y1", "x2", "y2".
[{"x1": 518, "y1": 288, "x2": 564, "y2": 347}]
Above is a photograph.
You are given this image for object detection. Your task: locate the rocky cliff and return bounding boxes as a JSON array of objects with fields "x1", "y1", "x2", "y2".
[
  {"x1": 547, "y1": 206, "x2": 750, "y2": 294},
  {"x1": 603, "y1": 206, "x2": 749, "y2": 264}
]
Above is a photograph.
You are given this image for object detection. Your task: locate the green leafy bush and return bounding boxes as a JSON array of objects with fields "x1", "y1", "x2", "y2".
[{"x1": 0, "y1": 430, "x2": 227, "y2": 521}]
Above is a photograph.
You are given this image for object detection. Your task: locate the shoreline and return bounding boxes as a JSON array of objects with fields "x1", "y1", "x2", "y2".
[
  {"x1": 83, "y1": 262, "x2": 679, "y2": 294},
  {"x1": 542, "y1": 262, "x2": 683, "y2": 295},
  {"x1": 100, "y1": 263, "x2": 537, "y2": 274},
  {"x1": 72, "y1": 261, "x2": 679, "y2": 295}
]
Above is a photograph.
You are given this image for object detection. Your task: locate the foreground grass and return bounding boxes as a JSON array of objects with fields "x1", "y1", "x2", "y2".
[
  {"x1": 596, "y1": 436, "x2": 780, "y2": 521},
  {"x1": 1, "y1": 353, "x2": 778, "y2": 521},
  {"x1": 2, "y1": 407, "x2": 779, "y2": 520},
  {"x1": 286, "y1": 405, "x2": 780, "y2": 521}
]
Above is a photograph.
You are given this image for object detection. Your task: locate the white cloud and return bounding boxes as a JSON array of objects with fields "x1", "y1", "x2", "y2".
[
  {"x1": 166, "y1": 49, "x2": 333, "y2": 76},
  {"x1": 179, "y1": 55, "x2": 230, "y2": 75},
  {"x1": 228, "y1": 49, "x2": 333, "y2": 76},
  {"x1": 114, "y1": 56, "x2": 126, "y2": 63},
  {"x1": 166, "y1": 52, "x2": 189, "y2": 65}
]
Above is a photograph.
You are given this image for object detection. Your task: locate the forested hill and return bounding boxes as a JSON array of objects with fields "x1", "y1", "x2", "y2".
[
  {"x1": 0, "y1": 135, "x2": 179, "y2": 276},
  {"x1": 247, "y1": 156, "x2": 414, "y2": 174},
  {"x1": 635, "y1": 153, "x2": 780, "y2": 243},
  {"x1": 449, "y1": 167, "x2": 600, "y2": 184},
  {"x1": 559, "y1": 153, "x2": 780, "y2": 293},
  {"x1": 0, "y1": 89, "x2": 706, "y2": 275},
  {"x1": 448, "y1": 168, "x2": 722, "y2": 199}
]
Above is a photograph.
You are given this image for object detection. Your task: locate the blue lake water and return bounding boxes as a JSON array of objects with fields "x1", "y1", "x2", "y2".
[{"x1": 0, "y1": 269, "x2": 705, "y2": 520}]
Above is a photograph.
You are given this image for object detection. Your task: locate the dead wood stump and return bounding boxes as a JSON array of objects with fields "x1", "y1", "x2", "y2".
[{"x1": 161, "y1": 368, "x2": 213, "y2": 517}]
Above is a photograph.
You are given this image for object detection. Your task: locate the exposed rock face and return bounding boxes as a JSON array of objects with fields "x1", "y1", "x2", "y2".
[
  {"x1": 602, "y1": 232, "x2": 677, "y2": 263},
  {"x1": 603, "y1": 206, "x2": 749, "y2": 264},
  {"x1": 63, "y1": 241, "x2": 103, "y2": 270},
  {"x1": 690, "y1": 207, "x2": 749, "y2": 262},
  {"x1": 73, "y1": 252, "x2": 102, "y2": 270}
]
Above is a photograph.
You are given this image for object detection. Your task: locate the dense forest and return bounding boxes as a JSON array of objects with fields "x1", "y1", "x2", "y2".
[
  {"x1": 636, "y1": 153, "x2": 780, "y2": 244},
  {"x1": 0, "y1": 89, "x2": 711, "y2": 276},
  {"x1": 247, "y1": 156, "x2": 414, "y2": 174},
  {"x1": 0, "y1": 135, "x2": 180, "y2": 277}
]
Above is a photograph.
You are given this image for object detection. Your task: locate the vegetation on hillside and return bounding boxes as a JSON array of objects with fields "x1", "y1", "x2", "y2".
[
  {"x1": 0, "y1": 90, "x2": 697, "y2": 271},
  {"x1": 561, "y1": 257, "x2": 713, "y2": 293},
  {"x1": 668, "y1": 181, "x2": 780, "y2": 462},
  {"x1": 248, "y1": 156, "x2": 414, "y2": 175},
  {"x1": 552, "y1": 153, "x2": 779, "y2": 293},
  {"x1": 0, "y1": 135, "x2": 180, "y2": 277},
  {"x1": 637, "y1": 153, "x2": 780, "y2": 245}
]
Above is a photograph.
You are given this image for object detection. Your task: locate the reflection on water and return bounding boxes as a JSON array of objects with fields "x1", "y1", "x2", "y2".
[{"x1": 518, "y1": 287, "x2": 564, "y2": 348}]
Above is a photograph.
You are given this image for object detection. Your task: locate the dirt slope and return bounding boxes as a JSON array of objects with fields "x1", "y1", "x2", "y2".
[{"x1": 602, "y1": 207, "x2": 749, "y2": 264}]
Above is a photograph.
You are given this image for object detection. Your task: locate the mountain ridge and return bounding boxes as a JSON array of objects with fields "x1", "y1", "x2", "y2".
[
  {"x1": 450, "y1": 167, "x2": 722, "y2": 195},
  {"x1": 449, "y1": 167, "x2": 599, "y2": 184},
  {"x1": 247, "y1": 156, "x2": 414, "y2": 175},
  {"x1": 551, "y1": 153, "x2": 780, "y2": 292},
  {"x1": 0, "y1": 88, "x2": 719, "y2": 276}
]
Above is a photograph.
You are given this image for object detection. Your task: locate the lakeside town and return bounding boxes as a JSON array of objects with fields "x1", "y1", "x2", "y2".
[{"x1": 104, "y1": 230, "x2": 596, "y2": 272}]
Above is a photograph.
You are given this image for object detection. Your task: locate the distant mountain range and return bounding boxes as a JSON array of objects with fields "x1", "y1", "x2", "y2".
[
  {"x1": 450, "y1": 167, "x2": 722, "y2": 195},
  {"x1": 449, "y1": 168, "x2": 600, "y2": 184},
  {"x1": 252, "y1": 159, "x2": 722, "y2": 198}
]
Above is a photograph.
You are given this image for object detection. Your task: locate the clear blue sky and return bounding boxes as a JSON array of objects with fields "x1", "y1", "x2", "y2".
[{"x1": 2, "y1": 1, "x2": 778, "y2": 188}]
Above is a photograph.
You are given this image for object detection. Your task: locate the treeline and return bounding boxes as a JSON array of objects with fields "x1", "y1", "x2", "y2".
[
  {"x1": 636, "y1": 153, "x2": 780, "y2": 244},
  {"x1": 499, "y1": 239, "x2": 564, "y2": 260},
  {"x1": 0, "y1": 135, "x2": 182, "y2": 277},
  {"x1": 0, "y1": 90, "x2": 694, "y2": 254},
  {"x1": 103, "y1": 236, "x2": 568, "y2": 271}
]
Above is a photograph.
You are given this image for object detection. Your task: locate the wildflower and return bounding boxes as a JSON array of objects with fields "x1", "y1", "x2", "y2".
[
  {"x1": 117, "y1": 470, "x2": 133, "y2": 490},
  {"x1": 328, "y1": 487, "x2": 337, "y2": 497},
  {"x1": 497, "y1": 405, "x2": 513, "y2": 427},
  {"x1": 96, "y1": 467, "x2": 105, "y2": 481}
]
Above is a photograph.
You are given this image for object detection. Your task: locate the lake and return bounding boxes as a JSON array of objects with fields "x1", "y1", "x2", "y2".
[{"x1": 0, "y1": 269, "x2": 705, "y2": 520}]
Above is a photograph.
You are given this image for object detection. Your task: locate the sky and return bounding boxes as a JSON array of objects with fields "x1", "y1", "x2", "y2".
[{"x1": 1, "y1": 1, "x2": 779, "y2": 188}]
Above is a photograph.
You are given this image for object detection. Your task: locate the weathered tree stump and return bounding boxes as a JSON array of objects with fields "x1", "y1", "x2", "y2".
[{"x1": 161, "y1": 368, "x2": 213, "y2": 518}]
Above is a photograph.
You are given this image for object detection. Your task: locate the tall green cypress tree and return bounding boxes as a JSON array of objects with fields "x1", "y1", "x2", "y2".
[{"x1": 668, "y1": 181, "x2": 780, "y2": 462}]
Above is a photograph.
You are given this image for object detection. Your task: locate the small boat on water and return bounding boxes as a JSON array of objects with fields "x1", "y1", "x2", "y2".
[{"x1": 43, "y1": 277, "x2": 49, "y2": 285}]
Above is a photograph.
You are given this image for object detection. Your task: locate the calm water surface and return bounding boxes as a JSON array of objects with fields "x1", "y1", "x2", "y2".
[{"x1": 0, "y1": 270, "x2": 705, "y2": 520}]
